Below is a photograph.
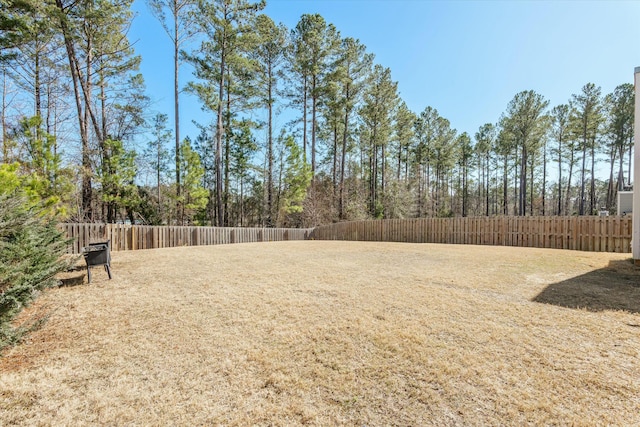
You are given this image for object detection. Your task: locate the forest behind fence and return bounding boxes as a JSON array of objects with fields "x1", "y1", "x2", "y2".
[{"x1": 62, "y1": 216, "x2": 632, "y2": 254}]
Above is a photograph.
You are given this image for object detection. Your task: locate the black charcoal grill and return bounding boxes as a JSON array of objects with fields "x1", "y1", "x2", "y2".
[{"x1": 83, "y1": 240, "x2": 112, "y2": 283}]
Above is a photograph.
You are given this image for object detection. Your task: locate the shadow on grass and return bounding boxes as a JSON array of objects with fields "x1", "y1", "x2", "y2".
[{"x1": 533, "y1": 259, "x2": 640, "y2": 315}]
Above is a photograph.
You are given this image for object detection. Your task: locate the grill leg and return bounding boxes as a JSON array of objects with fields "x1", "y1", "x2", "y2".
[
  {"x1": 87, "y1": 266, "x2": 92, "y2": 284},
  {"x1": 105, "y1": 264, "x2": 112, "y2": 280}
]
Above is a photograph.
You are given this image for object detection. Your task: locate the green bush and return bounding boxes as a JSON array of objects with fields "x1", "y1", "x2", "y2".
[{"x1": 0, "y1": 192, "x2": 71, "y2": 350}]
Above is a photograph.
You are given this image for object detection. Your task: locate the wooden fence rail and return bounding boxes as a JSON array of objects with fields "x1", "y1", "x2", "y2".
[
  {"x1": 60, "y1": 223, "x2": 313, "y2": 254},
  {"x1": 309, "y1": 216, "x2": 633, "y2": 253}
]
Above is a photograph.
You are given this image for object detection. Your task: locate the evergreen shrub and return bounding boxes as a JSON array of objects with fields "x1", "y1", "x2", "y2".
[{"x1": 0, "y1": 192, "x2": 71, "y2": 350}]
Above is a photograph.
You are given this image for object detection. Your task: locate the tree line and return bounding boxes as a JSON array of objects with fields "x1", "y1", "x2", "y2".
[{"x1": 0, "y1": 0, "x2": 635, "y2": 227}]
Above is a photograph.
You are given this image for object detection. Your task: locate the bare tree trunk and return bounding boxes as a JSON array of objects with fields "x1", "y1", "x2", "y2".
[
  {"x1": 157, "y1": 131, "x2": 162, "y2": 221},
  {"x1": 417, "y1": 164, "x2": 423, "y2": 217},
  {"x1": 240, "y1": 177, "x2": 244, "y2": 227},
  {"x1": 34, "y1": 35, "x2": 41, "y2": 119},
  {"x1": 311, "y1": 75, "x2": 316, "y2": 177},
  {"x1": 529, "y1": 156, "x2": 534, "y2": 216},
  {"x1": 512, "y1": 167, "x2": 516, "y2": 215},
  {"x1": 565, "y1": 149, "x2": 574, "y2": 215},
  {"x1": 397, "y1": 141, "x2": 402, "y2": 182},
  {"x1": 369, "y1": 145, "x2": 374, "y2": 216},
  {"x1": 589, "y1": 141, "x2": 595, "y2": 214},
  {"x1": 435, "y1": 166, "x2": 440, "y2": 216},
  {"x1": 462, "y1": 163, "x2": 467, "y2": 217},
  {"x1": 100, "y1": 67, "x2": 115, "y2": 223},
  {"x1": 579, "y1": 142, "x2": 587, "y2": 215},
  {"x1": 618, "y1": 145, "x2": 625, "y2": 191},
  {"x1": 485, "y1": 156, "x2": 489, "y2": 216},
  {"x1": 224, "y1": 74, "x2": 231, "y2": 226},
  {"x1": 557, "y1": 137, "x2": 562, "y2": 215},
  {"x1": 302, "y1": 75, "x2": 307, "y2": 163},
  {"x1": 628, "y1": 145, "x2": 632, "y2": 188},
  {"x1": 215, "y1": 53, "x2": 225, "y2": 226},
  {"x1": 503, "y1": 156, "x2": 508, "y2": 215},
  {"x1": 56, "y1": 0, "x2": 92, "y2": 220},
  {"x1": 426, "y1": 162, "x2": 431, "y2": 216},
  {"x1": 267, "y1": 66, "x2": 273, "y2": 226},
  {"x1": 276, "y1": 147, "x2": 284, "y2": 225},
  {"x1": 173, "y1": 5, "x2": 182, "y2": 223},
  {"x1": 542, "y1": 140, "x2": 546, "y2": 215},
  {"x1": 480, "y1": 158, "x2": 485, "y2": 216},
  {"x1": 381, "y1": 143, "x2": 385, "y2": 196},
  {"x1": 339, "y1": 97, "x2": 349, "y2": 219},
  {"x1": 404, "y1": 149, "x2": 408, "y2": 182},
  {"x1": 519, "y1": 146, "x2": 527, "y2": 216},
  {"x1": 332, "y1": 121, "x2": 338, "y2": 190},
  {"x1": 606, "y1": 150, "x2": 615, "y2": 210},
  {"x1": 1, "y1": 69, "x2": 7, "y2": 161}
]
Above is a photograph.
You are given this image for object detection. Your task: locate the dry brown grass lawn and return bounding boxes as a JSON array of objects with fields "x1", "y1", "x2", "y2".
[{"x1": 1, "y1": 241, "x2": 640, "y2": 426}]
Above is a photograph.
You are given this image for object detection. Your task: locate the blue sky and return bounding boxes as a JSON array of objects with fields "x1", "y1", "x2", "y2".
[{"x1": 129, "y1": 0, "x2": 640, "y2": 146}]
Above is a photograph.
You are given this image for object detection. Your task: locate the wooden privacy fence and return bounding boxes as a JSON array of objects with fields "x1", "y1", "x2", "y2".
[
  {"x1": 61, "y1": 216, "x2": 632, "y2": 254},
  {"x1": 60, "y1": 223, "x2": 313, "y2": 254},
  {"x1": 309, "y1": 216, "x2": 633, "y2": 253}
]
